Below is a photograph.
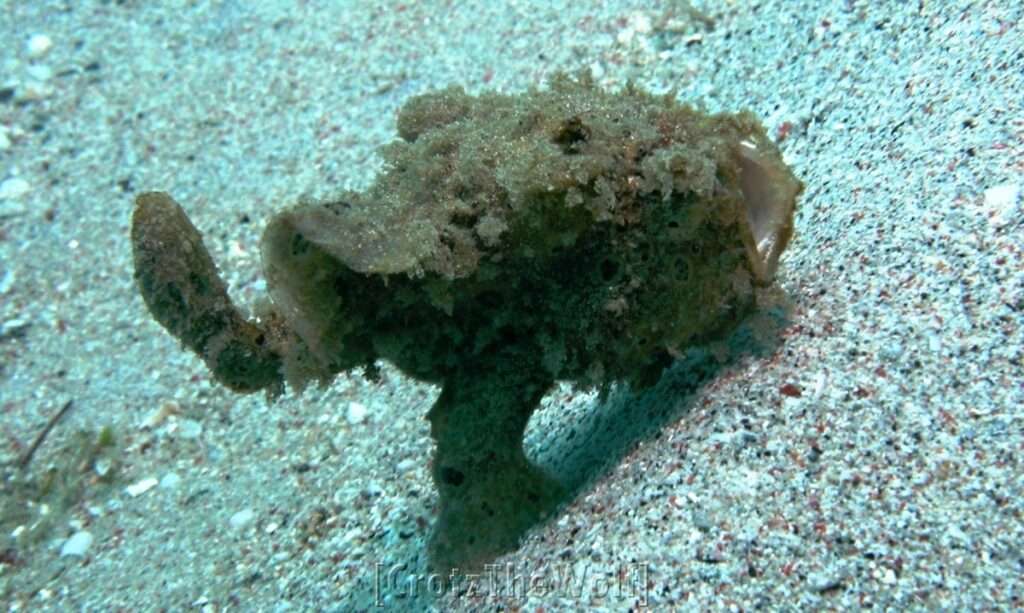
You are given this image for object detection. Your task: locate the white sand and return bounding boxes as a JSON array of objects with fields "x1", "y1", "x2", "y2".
[{"x1": 1, "y1": 0, "x2": 1021, "y2": 610}]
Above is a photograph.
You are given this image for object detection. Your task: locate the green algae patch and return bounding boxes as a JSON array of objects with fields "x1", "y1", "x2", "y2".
[{"x1": 130, "y1": 72, "x2": 802, "y2": 573}]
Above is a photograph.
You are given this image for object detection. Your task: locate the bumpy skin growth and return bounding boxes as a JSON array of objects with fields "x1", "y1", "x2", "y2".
[
  {"x1": 131, "y1": 192, "x2": 284, "y2": 394},
  {"x1": 131, "y1": 73, "x2": 802, "y2": 572}
]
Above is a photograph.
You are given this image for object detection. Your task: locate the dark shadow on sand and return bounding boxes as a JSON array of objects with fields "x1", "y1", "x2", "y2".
[
  {"x1": 527, "y1": 294, "x2": 792, "y2": 527},
  {"x1": 349, "y1": 294, "x2": 791, "y2": 608}
]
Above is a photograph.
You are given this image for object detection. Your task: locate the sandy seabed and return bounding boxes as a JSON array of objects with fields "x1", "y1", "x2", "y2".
[{"x1": 1, "y1": 1, "x2": 1022, "y2": 610}]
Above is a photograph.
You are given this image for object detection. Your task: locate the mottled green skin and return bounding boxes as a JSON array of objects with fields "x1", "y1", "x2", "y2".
[
  {"x1": 131, "y1": 73, "x2": 801, "y2": 573},
  {"x1": 131, "y1": 192, "x2": 283, "y2": 394}
]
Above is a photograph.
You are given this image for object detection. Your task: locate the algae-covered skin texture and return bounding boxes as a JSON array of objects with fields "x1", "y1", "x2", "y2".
[
  {"x1": 130, "y1": 72, "x2": 802, "y2": 573},
  {"x1": 131, "y1": 192, "x2": 284, "y2": 394}
]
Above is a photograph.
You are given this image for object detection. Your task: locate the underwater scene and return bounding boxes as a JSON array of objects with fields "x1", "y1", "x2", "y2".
[{"x1": 1, "y1": 1, "x2": 1021, "y2": 610}]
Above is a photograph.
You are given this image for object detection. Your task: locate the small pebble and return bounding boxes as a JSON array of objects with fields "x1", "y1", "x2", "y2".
[
  {"x1": 60, "y1": 531, "x2": 94, "y2": 557},
  {"x1": 141, "y1": 400, "x2": 179, "y2": 429},
  {"x1": 0, "y1": 177, "x2": 30, "y2": 201},
  {"x1": 26, "y1": 34, "x2": 54, "y2": 59},
  {"x1": 26, "y1": 64, "x2": 53, "y2": 82},
  {"x1": 880, "y1": 340, "x2": 904, "y2": 361},
  {"x1": 346, "y1": 401, "x2": 368, "y2": 425},
  {"x1": 94, "y1": 457, "x2": 114, "y2": 478},
  {"x1": 0, "y1": 318, "x2": 30, "y2": 338},
  {"x1": 176, "y1": 418, "x2": 203, "y2": 439},
  {"x1": 124, "y1": 477, "x2": 158, "y2": 497},
  {"x1": 159, "y1": 472, "x2": 182, "y2": 490},
  {"x1": 229, "y1": 508, "x2": 257, "y2": 530},
  {"x1": 982, "y1": 183, "x2": 1020, "y2": 228},
  {"x1": 18, "y1": 81, "x2": 54, "y2": 102},
  {"x1": 808, "y1": 571, "x2": 844, "y2": 592},
  {"x1": 0, "y1": 270, "x2": 16, "y2": 295}
]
